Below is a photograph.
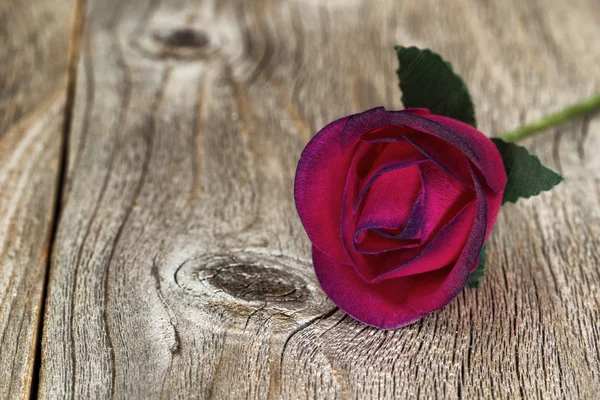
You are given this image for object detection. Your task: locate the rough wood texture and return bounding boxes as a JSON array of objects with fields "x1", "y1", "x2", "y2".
[
  {"x1": 0, "y1": 0, "x2": 76, "y2": 398},
  {"x1": 40, "y1": 0, "x2": 600, "y2": 398}
]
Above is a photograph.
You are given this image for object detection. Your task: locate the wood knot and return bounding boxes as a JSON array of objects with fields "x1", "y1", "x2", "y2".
[
  {"x1": 152, "y1": 28, "x2": 209, "y2": 49},
  {"x1": 134, "y1": 25, "x2": 217, "y2": 61},
  {"x1": 174, "y1": 252, "x2": 329, "y2": 317},
  {"x1": 209, "y1": 262, "x2": 309, "y2": 303}
]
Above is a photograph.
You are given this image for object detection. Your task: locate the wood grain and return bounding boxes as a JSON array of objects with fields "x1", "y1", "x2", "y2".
[
  {"x1": 0, "y1": 0, "x2": 77, "y2": 398},
  {"x1": 39, "y1": 0, "x2": 600, "y2": 398}
]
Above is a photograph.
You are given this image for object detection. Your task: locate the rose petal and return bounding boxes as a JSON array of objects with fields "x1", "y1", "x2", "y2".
[
  {"x1": 312, "y1": 246, "x2": 423, "y2": 330},
  {"x1": 344, "y1": 161, "x2": 477, "y2": 283},
  {"x1": 356, "y1": 164, "x2": 422, "y2": 231},
  {"x1": 353, "y1": 140, "x2": 425, "y2": 206},
  {"x1": 420, "y1": 114, "x2": 507, "y2": 193},
  {"x1": 402, "y1": 133, "x2": 475, "y2": 190},
  {"x1": 294, "y1": 116, "x2": 354, "y2": 263},
  {"x1": 407, "y1": 165, "x2": 488, "y2": 312},
  {"x1": 404, "y1": 108, "x2": 431, "y2": 116},
  {"x1": 339, "y1": 147, "x2": 423, "y2": 281},
  {"x1": 419, "y1": 161, "x2": 474, "y2": 242},
  {"x1": 477, "y1": 167, "x2": 504, "y2": 240},
  {"x1": 374, "y1": 192, "x2": 424, "y2": 240},
  {"x1": 339, "y1": 107, "x2": 507, "y2": 193},
  {"x1": 354, "y1": 232, "x2": 421, "y2": 254},
  {"x1": 361, "y1": 124, "x2": 404, "y2": 143},
  {"x1": 354, "y1": 194, "x2": 424, "y2": 254},
  {"x1": 372, "y1": 200, "x2": 476, "y2": 281},
  {"x1": 340, "y1": 107, "x2": 392, "y2": 149}
]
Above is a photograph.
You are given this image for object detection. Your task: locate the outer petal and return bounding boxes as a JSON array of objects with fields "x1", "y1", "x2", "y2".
[
  {"x1": 422, "y1": 114, "x2": 507, "y2": 193},
  {"x1": 312, "y1": 246, "x2": 423, "y2": 330},
  {"x1": 294, "y1": 116, "x2": 353, "y2": 263},
  {"x1": 404, "y1": 107, "x2": 431, "y2": 116},
  {"x1": 479, "y1": 169, "x2": 503, "y2": 240}
]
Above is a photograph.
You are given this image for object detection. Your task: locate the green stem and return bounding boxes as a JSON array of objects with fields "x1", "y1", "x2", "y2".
[{"x1": 499, "y1": 94, "x2": 600, "y2": 143}]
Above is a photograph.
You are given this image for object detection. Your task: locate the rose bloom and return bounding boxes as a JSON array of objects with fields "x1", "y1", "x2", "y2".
[{"x1": 294, "y1": 107, "x2": 507, "y2": 329}]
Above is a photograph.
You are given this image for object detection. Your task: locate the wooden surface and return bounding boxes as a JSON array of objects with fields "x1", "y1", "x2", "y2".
[
  {"x1": 0, "y1": 0, "x2": 77, "y2": 398},
  {"x1": 0, "y1": 0, "x2": 598, "y2": 398}
]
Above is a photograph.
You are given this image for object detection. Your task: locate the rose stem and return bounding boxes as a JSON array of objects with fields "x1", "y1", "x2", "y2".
[{"x1": 499, "y1": 93, "x2": 600, "y2": 143}]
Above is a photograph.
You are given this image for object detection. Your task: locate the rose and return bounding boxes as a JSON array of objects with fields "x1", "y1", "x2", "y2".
[{"x1": 294, "y1": 107, "x2": 507, "y2": 329}]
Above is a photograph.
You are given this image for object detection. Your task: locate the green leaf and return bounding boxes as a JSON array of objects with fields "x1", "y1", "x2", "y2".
[
  {"x1": 395, "y1": 46, "x2": 477, "y2": 127},
  {"x1": 492, "y1": 138, "x2": 563, "y2": 204},
  {"x1": 467, "y1": 245, "x2": 487, "y2": 288}
]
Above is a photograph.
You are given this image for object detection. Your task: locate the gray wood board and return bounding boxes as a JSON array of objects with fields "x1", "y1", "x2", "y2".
[
  {"x1": 40, "y1": 0, "x2": 600, "y2": 398},
  {"x1": 0, "y1": 0, "x2": 77, "y2": 398}
]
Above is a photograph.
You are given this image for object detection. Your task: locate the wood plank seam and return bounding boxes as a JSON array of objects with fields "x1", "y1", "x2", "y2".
[{"x1": 32, "y1": 0, "x2": 87, "y2": 398}]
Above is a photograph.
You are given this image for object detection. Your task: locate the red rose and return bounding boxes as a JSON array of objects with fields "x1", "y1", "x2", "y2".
[{"x1": 294, "y1": 107, "x2": 507, "y2": 329}]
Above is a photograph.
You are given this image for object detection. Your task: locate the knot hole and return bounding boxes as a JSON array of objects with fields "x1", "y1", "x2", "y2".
[{"x1": 153, "y1": 28, "x2": 210, "y2": 49}]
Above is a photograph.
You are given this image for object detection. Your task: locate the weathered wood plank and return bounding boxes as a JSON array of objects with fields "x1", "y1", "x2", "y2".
[
  {"x1": 41, "y1": 0, "x2": 600, "y2": 398},
  {"x1": 0, "y1": 0, "x2": 78, "y2": 398}
]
